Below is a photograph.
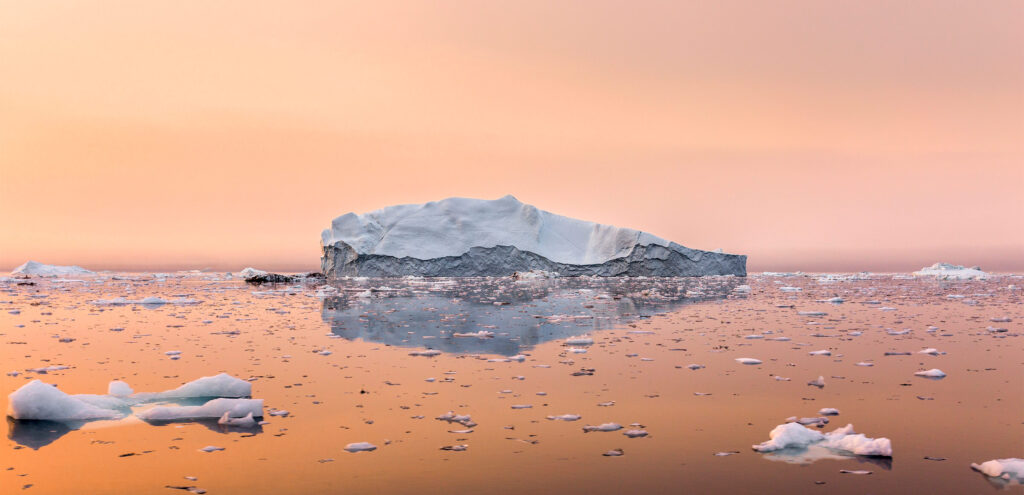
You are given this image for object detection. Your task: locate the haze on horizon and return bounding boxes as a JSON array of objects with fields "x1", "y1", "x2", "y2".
[{"x1": 1, "y1": 1, "x2": 1022, "y2": 273}]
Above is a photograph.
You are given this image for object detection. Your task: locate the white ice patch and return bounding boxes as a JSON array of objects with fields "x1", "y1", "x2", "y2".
[
  {"x1": 914, "y1": 369, "x2": 947, "y2": 378},
  {"x1": 735, "y1": 358, "x2": 762, "y2": 365},
  {"x1": 136, "y1": 373, "x2": 252, "y2": 400},
  {"x1": 108, "y1": 380, "x2": 134, "y2": 397},
  {"x1": 583, "y1": 423, "x2": 623, "y2": 432}
]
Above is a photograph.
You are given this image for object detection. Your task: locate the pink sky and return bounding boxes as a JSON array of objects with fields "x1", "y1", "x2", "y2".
[{"x1": 1, "y1": 1, "x2": 1022, "y2": 272}]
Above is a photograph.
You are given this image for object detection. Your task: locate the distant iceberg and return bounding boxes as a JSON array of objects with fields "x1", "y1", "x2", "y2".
[
  {"x1": 913, "y1": 262, "x2": 988, "y2": 280},
  {"x1": 321, "y1": 196, "x2": 747, "y2": 277},
  {"x1": 11, "y1": 261, "x2": 94, "y2": 277}
]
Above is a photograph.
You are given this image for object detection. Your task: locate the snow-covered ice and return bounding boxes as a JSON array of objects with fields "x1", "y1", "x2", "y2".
[{"x1": 752, "y1": 422, "x2": 892, "y2": 457}]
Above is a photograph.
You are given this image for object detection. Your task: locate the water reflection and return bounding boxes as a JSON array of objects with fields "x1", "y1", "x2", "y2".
[
  {"x1": 6, "y1": 418, "x2": 78, "y2": 450},
  {"x1": 761, "y1": 445, "x2": 894, "y2": 470},
  {"x1": 320, "y1": 277, "x2": 745, "y2": 355}
]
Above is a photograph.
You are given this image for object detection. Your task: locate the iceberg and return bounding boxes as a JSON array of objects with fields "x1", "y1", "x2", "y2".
[
  {"x1": 971, "y1": 458, "x2": 1024, "y2": 482},
  {"x1": 321, "y1": 196, "x2": 746, "y2": 277},
  {"x1": 913, "y1": 262, "x2": 988, "y2": 280},
  {"x1": 11, "y1": 261, "x2": 94, "y2": 277}
]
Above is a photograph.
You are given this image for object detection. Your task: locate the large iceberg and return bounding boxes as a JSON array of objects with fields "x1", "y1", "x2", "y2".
[
  {"x1": 913, "y1": 262, "x2": 988, "y2": 280},
  {"x1": 321, "y1": 196, "x2": 747, "y2": 277},
  {"x1": 11, "y1": 261, "x2": 94, "y2": 277}
]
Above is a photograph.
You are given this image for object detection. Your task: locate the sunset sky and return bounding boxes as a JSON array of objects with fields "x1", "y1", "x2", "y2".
[{"x1": 1, "y1": 1, "x2": 1021, "y2": 272}]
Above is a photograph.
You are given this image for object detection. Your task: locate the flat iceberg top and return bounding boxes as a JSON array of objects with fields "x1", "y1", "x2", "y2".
[{"x1": 322, "y1": 195, "x2": 676, "y2": 265}]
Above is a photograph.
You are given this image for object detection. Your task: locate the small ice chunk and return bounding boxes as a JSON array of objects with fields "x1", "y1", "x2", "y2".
[
  {"x1": 603, "y1": 448, "x2": 624, "y2": 456},
  {"x1": 198, "y1": 446, "x2": 225, "y2": 453},
  {"x1": 344, "y1": 442, "x2": 378, "y2": 453},
  {"x1": 623, "y1": 429, "x2": 648, "y2": 438},
  {"x1": 917, "y1": 348, "x2": 944, "y2": 356},
  {"x1": 583, "y1": 423, "x2": 623, "y2": 433},
  {"x1": 855, "y1": 362, "x2": 874, "y2": 367},
  {"x1": 808, "y1": 350, "x2": 832, "y2": 356},
  {"x1": 753, "y1": 423, "x2": 892, "y2": 457},
  {"x1": 807, "y1": 376, "x2": 825, "y2": 388},
  {"x1": 409, "y1": 350, "x2": 441, "y2": 357},
  {"x1": 735, "y1": 358, "x2": 762, "y2": 365},
  {"x1": 565, "y1": 336, "x2": 594, "y2": 346},
  {"x1": 839, "y1": 470, "x2": 872, "y2": 475},
  {"x1": 818, "y1": 408, "x2": 840, "y2": 416},
  {"x1": 687, "y1": 364, "x2": 705, "y2": 370},
  {"x1": 914, "y1": 369, "x2": 946, "y2": 378},
  {"x1": 546, "y1": 414, "x2": 581, "y2": 421}
]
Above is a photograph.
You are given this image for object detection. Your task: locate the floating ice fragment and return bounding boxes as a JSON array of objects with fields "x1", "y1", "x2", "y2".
[
  {"x1": 565, "y1": 336, "x2": 594, "y2": 346},
  {"x1": 623, "y1": 429, "x2": 648, "y2": 438},
  {"x1": 687, "y1": 364, "x2": 705, "y2": 370},
  {"x1": 818, "y1": 408, "x2": 840, "y2": 416},
  {"x1": 970, "y1": 458, "x2": 1024, "y2": 482},
  {"x1": 753, "y1": 423, "x2": 892, "y2": 457},
  {"x1": 839, "y1": 470, "x2": 872, "y2": 475},
  {"x1": 809, "y1": 350, "x2": 832, "y2": 356},
  {"x1": 138, "y1": 373, "x2": 252, "y2": 400},
  {"x1": 198, "y1": 446, "x2": 225, "y2": 453},
  {"x1": 807, "y1": 376, "x2": 825, "y2": 388},
  {"x1": 735, "y1": 358, "x2": 762, "y2": 365},
  {"x1": 440, "y1": 445, "x2": 468, "y2": 451},
  {"x1": 917, "y1": 348, "x2": 944, "y2": 356},
  {"x1": 583, "y1": 423, "x2": 622, "y2": 433},
  {"x1": 409, "y1": 350, "x2": 441, "y2": 357},
  {"x1": 546, "y1": 414, "x2": 581, "y2": 421},
  {"x1": 913, "y1": 369, "x2": 946, "y2": 378},
  {"x1": 603, "y1": 449, "x2": 624, "y2": 456},
  {"x1": 510, "y1": 404, "x2": 532, "y2": 409},
  {"x1": 344, "y1": 442, "x2": 378, "y2": 453}
]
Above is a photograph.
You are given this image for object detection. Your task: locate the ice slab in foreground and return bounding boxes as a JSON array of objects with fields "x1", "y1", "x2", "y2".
[
  {"x1": 753, "y1": 422, "x2": 892, "y2": 457},
  {"x1": 321, "y1": 195, "x2": 746, "y2": 277},
  {"x1": 7, "y1": 373, "x2": 252, "y2": 421},
  {"x1": 11, "y1": 261, "x2": 94, "y2": 277},
  {"x1": 913, "y1": 262, "x2": 989, "y2": 280}
]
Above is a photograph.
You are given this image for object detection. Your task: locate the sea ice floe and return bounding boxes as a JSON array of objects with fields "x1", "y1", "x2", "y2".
[
  {"x1": 565, "y1": 336, "x2": 594, "y2": 346},
  {"x1": 198, "y1": 446, "x2": 225, "y2": 453},
  {"x1": 546, "y1": 414, "x2": 581, "y2": 421},
  {"x1": 344, "y1": 442, "x2": 378, "y2": 453},
  {"x1": 735, "y1": 358, "x2": 762, "y2": 365},
  {"x1": 818, "y1": 408, "x2": 840, "y2": 416},
  {"x1": 137, "y1": 398, "x2": 263, "y2": 421},
  {"x1": 583, "y1": 423, "x2": 623, "y2": 433},
  {"x1": 917, "y1": 348, "x2": 944, "y2": 356},
  {"x1": 808, "y1": 350, "x2": 831, "y2": 356},
  {"x1": 970, "y1": 458, "x2": 1024, "y2": 482},
  {"x1": 11, "y1": 261, "x2": 94, "y2": 277},
  {"x1": 752, "y1": 423, "x2": 892, "y2": 457},
  {"x1": 913, "y1": 369, "x2": 946, "y2": 378},
  {"x1": 603, "y1": 448, "x2": 624, "y2": 456},
  {"x1": 623, "y1": 429, "x2": 648, "y2": 438},
  {"x1": 687, "y1": 364, "x2": 705, "y2": 370}
]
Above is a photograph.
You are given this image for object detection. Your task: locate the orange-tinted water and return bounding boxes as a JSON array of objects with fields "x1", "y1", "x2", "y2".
[{"x1": 1, "y1": 274, "x2": 1020, "y2": 493}]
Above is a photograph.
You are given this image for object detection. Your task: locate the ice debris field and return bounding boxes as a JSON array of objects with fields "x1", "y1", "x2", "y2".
[{"x1": 0, "y1": 263, "x2": 1020, "y2": 494}]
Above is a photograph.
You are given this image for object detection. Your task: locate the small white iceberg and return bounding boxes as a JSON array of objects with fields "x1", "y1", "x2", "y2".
[
  {"x1": 735, "y1": 358, "x2": 762, "y2": 365},
  {"x1": 344, "y1": 442, "x2": 378, "y2": 453},
  {"x1": 914, "y1": 369, "x2": 947, "y2": 378},
  {"x1": 971, "y1": 458, "x2": 1024, "y2": 483},
  {"x1": 752, "y1": 422, "x2": 892, "y2": 457}
]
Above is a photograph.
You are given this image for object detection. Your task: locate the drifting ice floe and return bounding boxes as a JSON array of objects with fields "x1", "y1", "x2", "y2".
[
  {"x1": 583, "y1": 423, "x2": 623, "y2": 432},
  {"x1": 735, "y1": 358, "x2": 762, "y2": 365},
  {"x1": 137, "y1": 399, "x2": 263, "y2": 422},
  {"x1": 345, "y1": 442, "x2": 378, "y2": 453},
  {"x1": 7, "y1": 374, "x2": 254, "y2": 422},
  {"x1": 971, "y1": 458, "x2": 1024, "y2": 483},
  {"x1": 913, "y1": 369, "x2": 947, "y2": 378},
  {"x1": 752, "y1": 422, "x2": 892, "y2": 457}
]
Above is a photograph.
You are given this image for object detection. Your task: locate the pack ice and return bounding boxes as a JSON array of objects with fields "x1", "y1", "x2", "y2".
[{"x1": 321, "y1": 196, "x2": 746, "y2": 277}]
